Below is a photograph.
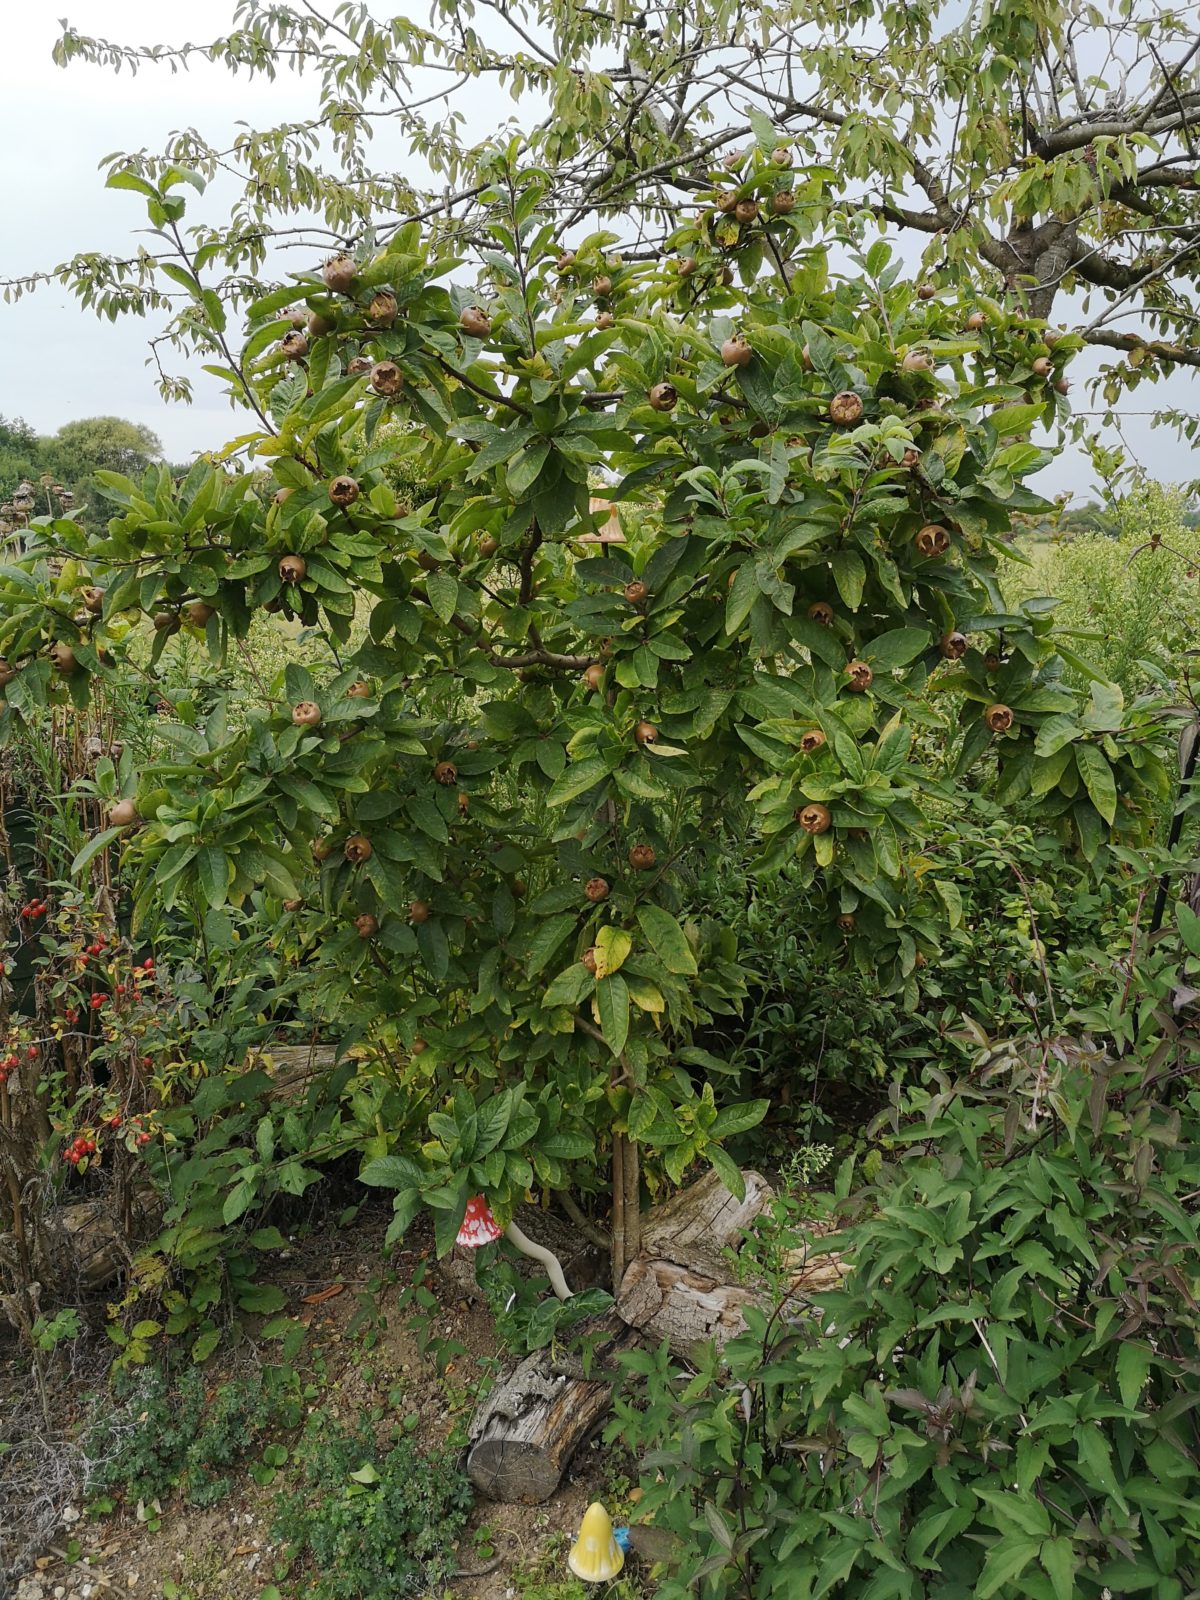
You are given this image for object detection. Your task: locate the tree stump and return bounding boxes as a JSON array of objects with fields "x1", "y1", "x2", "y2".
[{"x1": 466, "y1": 1315, "x2": 635, "y2": 1503}]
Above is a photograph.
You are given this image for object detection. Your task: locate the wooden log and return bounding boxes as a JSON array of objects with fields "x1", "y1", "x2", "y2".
[{"x1": 466, "y1": 1315, "x2": 634, "y2": 1504}]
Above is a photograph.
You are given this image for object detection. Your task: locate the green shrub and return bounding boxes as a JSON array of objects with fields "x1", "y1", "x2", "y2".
[
  {"x1": 270, "y1": 1415, "x2": 473, "y2": 1599},
  {"x1": 612, "y1": 1042, "x2": 1200, "y2": 1598}
]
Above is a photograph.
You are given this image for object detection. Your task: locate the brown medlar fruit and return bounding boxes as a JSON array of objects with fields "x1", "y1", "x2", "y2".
[
  {"x1": 184, "y1": 600, "x2": 214, "y2": 627},
  {"x1": 800, "y1": 729, "x2": 826, "y2": 754},
  {"x1": 734, "y1": 198, "x2": 758, "y2": 224},
  {"x1": 459, "y1": 305, "x2": 492, "y2": 338},
  {"x1": 370, "y1": 361, "x2": 403, "y2": 396},
  {"x1": 624, "y1": 580, "x2": 649, "y2": 605},
  {"x1": 939, "y1": 631, "x2": 968, "y2": 660},
  {"x1": 902, "y1": 350, "x2": 933, "y2": 373},
  {"x1": 915, "y1": 524, "x2": 951, "y2": 558},
  {"x1": 772, "y1": 190, "x2": 795, "y2": 215},
  {"x1": 807, "y1": 601, "x2": 834, "y2": 626},
  {"x1": 984, "y1": 703, "x2": 1014, "y2": 733},
  {"x1": 409, "y1": 899, "x2": 430, "y2": 924},
  {"x1": 581, "y1": 947, "x2": 599, "y2": 976},
  {"x1": 328, "y1": 475, "x2": 360, "y2": 508},
  {"x1": 584, "y1": 877, "x2": 610, "y2": 902},
  {"x1": 594, "y1": 311, "x2": 615, "y2": 330},
  {"x1": 83, "y1": 586, "x2": 105, "y2": 614},
  {"x1": 367, "y1": 288, "x2": 398, "y2": 326},
  {"x1": 1032, "y1": 356, "x2": 1053, "y2": 378},
  {"x1": 721, "y1": 335, "x2": 753, "y2": 368},
  {"x1": 323, "y1": 254, "x2": 357, "y2": 294},
  {"x1": 108, "y1": 798, "x2": 140, "y2": 829},
  {"x1": 649, "y1": 382, "x2": 678, "y2": 412},
  {"x1": 965, "y1": 311, "x2": 986, "y2": 331},
  {"x1": 583, "y1": 664, "x2": 605, "y2": 691},
  {"x1": 837, "y1": 913, "x2": 856, "y2": 933},
  {"x1": 279, "y1": 554, "x2": 307, "y2": 584},
  {"x1": 916, "y1": 281, "x2": 937, "y2": 300},
  {"x1": 628, "y1": 844, "x2": 656, "y2": 871},
  {"x1": 716, "y1": 190, "x2": 739, "y2": 214},
  {"x1": 292, "y1": 701, "x2": 322, "y2": 728},
  {"x1": 344, "y1": 833, "x2": 373, "y2": 863},
  {"x1": 280, "y1": 330, "x2": 309, "y2": 361},
  {"x1": 354, "y1": 913, "x2": 378, "y2": 939},
  {"x1": 635, "y1": 721, "x2": 659, "y2": 745},
  {"x1": 592, "y1": 275, "x2": 613, "y2": 297},
  {"x1": 795, "y1": 802, "x2": 832, "y2": 835},
  {"x1": 845, "y1": 660, "x2": 873, "y2": 692},
  {"x1": 829, "y1": 391, "x2": 864, "y2": 425},
  {"x1": 153, "y1": 611, "x2": 180, "y2": 635},
  {"x1": 433, "y1": 760, "x2": 458, "y2": 786}
]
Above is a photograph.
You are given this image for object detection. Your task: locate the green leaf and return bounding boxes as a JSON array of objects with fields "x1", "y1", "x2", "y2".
[
  {"x1": 977, "y1": 1536, "x2": 1042, "y2": 1598},
  {"x1": 198, "y1": 845, "x2": 232, "y2": 908},
  {"x1": 425, "y1": 569, "x2": 460, "y2": 623},
  {"x1": 71, "y1": 827, "x2": 122, "y2": 877},
  {"x1": 1075, "y1": 743, "x2": 1117, "y2": 825},
  {"x1": 636, "y1": 905, "x2": 697, "y2": 974},
  {"x1": 830, "y1": 551, "x2": 866, "y2": 610},
  {"x1": 1039, "y1": 1538, "x2": 1076, "y2": 1600},
  {"x1": 191, "y1": 1329, "x2": 221, "y2": 1363},
  {"x1": 1116, "y1": 1340, "x2": 1151, "y2": 1410},
  {"x1": 864, "y1": 628, "x2": 929, "y2": 671},
  {"x1": 706, "y1": 1143, "x2": 747, "y2": 1200},
  {"x1": 546, "y1": 755, "x2": 612, "y2": 807},
  {"x1": 596, "y1": 973, "x2": 629, "y2": 1056},
  {"x1": 595, "y1": 925, "x2": 632, "y2": 977}
]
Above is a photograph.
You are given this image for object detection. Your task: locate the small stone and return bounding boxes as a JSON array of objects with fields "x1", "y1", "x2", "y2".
[{"x1": 61, "y1": 1506, "x2": 81, "y2": 1525}]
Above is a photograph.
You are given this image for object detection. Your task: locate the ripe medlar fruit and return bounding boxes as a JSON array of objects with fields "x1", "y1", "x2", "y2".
[
  {"x1": 367, "y1": 288, "x2": 398, "y2": 326},
  {"x1": 354, "y1": 913, "x2": 378, "y2": 939},
  {"x1": 1055, "y1": 378, "x2": 1071, "y2": 395},
  {"x1": 583, "y1": 664, "x2": 605, "y2": 691},
  {"x1": 716, "y1": 190, "x2": 738, "y2": 214},
  {"x1": 807, "y1": 601, "x2": 834, "y2": 626},
  {"x1": 322, "y1": 254, "x2": 357, "y2": 294},
  {"x1": 584, "y1": 877, "x2": 610, "y2": 902},
  {"x1": 734, "y1": 198, "x2": 758, "y2": 223},
  {"x1": 829, "y1": 391, "x2": 864, "y2": 425},
  {"x1": 347, "y1": 355, "x2": 373, "y2": 375},
  {"x1": 280, "y1": 330, "x2": 309, "y2": 361},
  {"x1": 984, "y1": 703, "x2": 1014, "y2": 733},
  {"x1": 902, "y1": 350, "x2": 933, "y2": 373},
  {"x1": 83, "y1": 586, "x2": 105, "y2": 615},
  {"x1": 771, "y1": 145, "x2": 793, "y2": 167},
  {"x1": 901, "y1": 447, "x2": 921, "y2": 469},
  {"x1": 556, "y1": 250, "x2": 576, "y2": 272},
  {"x1": 153, "y1": 611, "x2": 180, "y2": 635},
  {"x1": 1032, "y1": 356, "x2": 1052, "y2": 377},
  {"x1": 624, "y1": 580, "x2": 649, "y2": 605},
  {"x1": 772, "y1": 190, "x2": 795, "y2": 215},
  {"x1": 0, "y1": 661, "x2": 15, "y2": 688},
  {"x1": 292, "y1": 701, "x2": 322, "y2": 728},
  {"x1": 433, "y1": 760, "x2": 458, "y2": 786},
  {"x1": 915, "y1": 524, "x2": 951, "y2": 558},
  {"x1": 916, "y1": 281, "x2": 937, "y2": 300},
  {"x1": 478, "y1": 535, "x2": 498, "y2": 558},
  {"x1": 845, "y1": 660, "x2": 874, "y2": 692},
  {"x1": 594, "y1": 311, "x2": 615, "y2": 330},
  {"x1": 283, "y1": 898, "x2": 303, "y2": 913},
  {"x1": 800, "y1": 729, "x2": 826, "y2": 754},
  {"x1": 184, "y1": 600, "x2": 214, "y2": 627},
  {"x1": 634, "y1": 720, "x2": 659, "y2": 745},
  {"x1": 837, "y1": 913, "x2": 856, "y2": 933},
  {"x1": 939, "y1": 631, "x2": 968, "y2": 660},
  {"x1": 347, "y1": 680, "x2": 372, "y2": 699},
  {"x1": 678, "y1": 256, "x2": 698, "y2": 277},
  {"x1": 344, "y1": 833, "x2": 373, "y2": 863},
  {"x1": 628, "y1": 844, "x2": 656, "y2": 871},
  {"x1": 108, "y1": 798, "x2": 140, "y2": 829},
  {"x1": 592, "y1": 274, "x2": 613, "y2": 297},
  {"x1": 581, "y1": 947, "x2": 599, "y2": 976},
  {"x1": 648, "y1": 382, "x2": 678, "y2": 412},
  {"x1": 279, "y1": 554, "x2": 307, "y2": 584},
  {"x1": 459, "y1": 305, "x2": 492, "y2": 338},
  {"x1": 409, "y1": 899, "x2": 430, "y2": 924},
  {"x1": 965, "y1": 311, "x2": 986, "y2": 331},
  {"x1": 795, "y1": 802, "x2": 832, "y2": 835},
  {"x1": 328, "y1": 475, "x2": 360, "y2": 508},
  {"x1": 370, "y1": 361, "x2": 403, "y2": 396},
  {"x1": 307, "y1": 311, "x2": 336, "y2": 338},
  {"x1": 721, "y1": 335, "x2": 753, "y2": 368}
]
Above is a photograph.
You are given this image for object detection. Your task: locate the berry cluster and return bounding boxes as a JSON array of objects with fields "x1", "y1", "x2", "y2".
[
  {"x1": 62, "y1": 1133, "x2": 97, "y2": 1166},
  {"x1": 19, "y1": 898, "x2": 47, "y2": 921}
]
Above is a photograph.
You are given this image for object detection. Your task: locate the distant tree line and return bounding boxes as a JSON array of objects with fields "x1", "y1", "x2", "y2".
[{"x1": 0, "y1": 414, "x2": 166, "y2": 534}]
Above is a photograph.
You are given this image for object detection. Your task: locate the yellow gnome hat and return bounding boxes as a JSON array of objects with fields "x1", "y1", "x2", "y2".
[{"x1": 567, "y1": 1501, "x2": 625, "y2": 1583}]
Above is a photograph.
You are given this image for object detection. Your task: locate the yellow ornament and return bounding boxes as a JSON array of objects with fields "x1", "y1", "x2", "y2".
[{"x1": 568, "y1": 1502, "x2": 624, "y2": 1583}]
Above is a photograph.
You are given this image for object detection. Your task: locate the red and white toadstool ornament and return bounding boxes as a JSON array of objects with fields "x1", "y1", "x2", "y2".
[{"x1": 457, "y1": 1194, "x2": 503, "y2": 1249}]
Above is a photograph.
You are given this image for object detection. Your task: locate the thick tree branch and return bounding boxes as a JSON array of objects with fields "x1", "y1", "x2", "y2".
[{"x1": 1082, "y1": 329, "x2": 1200, "y2": 366}]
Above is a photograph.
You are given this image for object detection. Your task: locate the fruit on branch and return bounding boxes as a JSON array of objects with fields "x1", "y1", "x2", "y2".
[
  {"x1": 716, "y1": 190, "x2": 738, "y2": 214},
  {"x1": 594, "y1": 312, "x2": 614, "y2": 330},
  {"x1": 49, "y1": 642, "x2": 77, "y2": 675},
  {"x1": 354, "y1": 913, "x2": 378, "y2": 939},
  {"x1": 1055, "y1": 378, "x2": 1071, "y2": 395},
  {"x1": 292, "y1": 701, "x2": 322, "y2": 728},
  {"x1": 837, "y1": 913, "x2": 856, "y2": 933},
  {"x1": 648, "y1": 382, "x2": 678, "y2": 412},
  {"x1": 153, "y1": 611, "x2": 180, "y2": 634},
  {"x1": 312, "y1": 836, "x2": 336, "y2": 861},
  {"x1": 584, "y1": 877, "x2": 610, "y2": 902},
  {"x1": 917, "y1": 281, "x2": 937, "y2": 300},
  {"x1": 772, "y1": 190, "x2": 795, "y2": 215},
  {"x1": 800, "y1": 728, "x2": 826, "y2": 753},
  {"x1": 307, "y1": 311, "x2": 336, "y2": 338},
  {"x1": 370, "y1": 361, "x2": 403, "y2": 396},
  {"x1": 829, "y1": 391, "x2": 864, "y2": 425},
  {"x1": 328, "y1": 475, "x2": 360, "y2": 508},
  {"x1": 634, "y1": 720, "x2": 659, "y2": 745},
  {"x1": 323, "y1": 254, "x2": 358, "y2": 293},
  {"x1": 433, "y1": 760, "x2": 458, "y2": 786},
  {"x1": 280, "y1": 331, "x2": 309, "y2": 360},
  {"x1": 478, "y1": 535, "x2": 498, "y2": 558},
  {"x1": 581, "y1": 947, "x2": 598, "y2": 975},
  {"x1": 628, "y1": 844, "x2": 656, "y2": 870},
  {"x1": 592, "y1": 275, "x2": 613, "y2": 297},
  {"x1": 273, "y1": 486, "x2": 295, "y2": 505},
  {"x1": 82, "y1": 587, "x2": 105, "y2": 614},
  {"x1": 939, "y1": 631, "x2": 968, "y2": 660},
  {"x1": 984, "y1": 652, "x2": 1003, "y2": 673},
  {"x1": 966, "y1": 311, "x2": 986, "y2": 331},
  {"x1": 459, "y1": 305, "x2": 492, "y2": 338},
  {"x1": 0, "y1": 661, "x2": 15, "y2": 688},
  {"x1": 347, "y1": 680, "x2": 372, "y2": 698},
  {"x1": 411, "y1": 1036, "x2": 427, "y2": 1055},
  {"x1": 279, "y1": 554, "x2": 307, "y2": 584},
  {"x1": 184, "y1": 600, "x2": 214, "y2": 627},
  {"x1": 583, "y1": 664, "x2": 605, "y2": 691},
  {"x1": 807, "y1": 601, "x2": 834, "y2": 626},
  {"x1": 678, "y1": 256, "x2": 697, "y2": 276},
  {"x1": 283, "y1": 898, "x2": 303, "y2": 912},
  {"x1": 416, "y1": 551, "x2": 440, "y2": 572},
  {"x1": 409, "y1": 899, "x2": 430, "y2": 924},
  {"x1": 901, "y1": 447, "x2": 921, "y2": 469},
  {"x1": 734, "y1": 198, "x2": 758, "y2": 223},
  {"x1": 902, "y1": 350, "x2": 933, "y2": 372},
  {"x1": 845, "y1": 660, "x2": 873, "y2": 692},
  {"x1": 915, "y1": 524, "x2": 951, "y2": 557},
  {"x1": 795, "y1": 802, "x2": 832, "y2": 834},
  {"x1": 344, "y1": 833, "x2": 373, "y2": 863},
  {"x1": 556, "y1": 251, "x2": 576, "y2": 272},
  {"x1": 771, "y1": 146, "x2": 793, "y2": 167},
  {"x1": 721, "y1": 334, "x2": 753, "y2": 367},
  {"x1": 984, "y1": 703, "x2": 1014, "y2": 733},
  {"x1": 1032, "y1": 356, "x2": 1052, "y2": 377},
  {"x1": 624, "y1": 580, "x2": 648, "y2": 606},
  {"x1": 347, "y1": 355, "x2": 373, "y2": 374},
  {"x1": 367, "y1": 288, "x2": 398, "y2": 326},
  {"x1": 108, "y1": 799, "x2": 140, "y2": 828}
]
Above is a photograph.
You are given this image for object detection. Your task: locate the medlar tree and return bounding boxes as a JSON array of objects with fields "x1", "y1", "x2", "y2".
[
  {"x1": 11, "y1": 0, "x2": 1200, "y2": 449},
  {"x1": 0, "y1": 135, "x2": 1170, "y2": 1282}
]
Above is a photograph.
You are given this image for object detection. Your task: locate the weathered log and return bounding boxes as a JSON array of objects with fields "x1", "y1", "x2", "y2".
[
  {"x1": 249, "y1": 1041, "x2": 338, "y2": 1101},
  {"x1": 466, "y1": 1315, "x2": 635, "y2": 1503}
]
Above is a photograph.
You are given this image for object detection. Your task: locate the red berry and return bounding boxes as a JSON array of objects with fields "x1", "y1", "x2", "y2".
[
  {"x1": 90, "y1": 994, "x2": 105, "y2": 1010},
  {"x1": 143, "y1": 958, "x2": 154, "y2": 971},
  {"x1": 108, "y1": 1114, "x2": 122, "y2": 1128},
  {"x1": 26, "y1": 1045, "x2": 37, "y2": 1059}
]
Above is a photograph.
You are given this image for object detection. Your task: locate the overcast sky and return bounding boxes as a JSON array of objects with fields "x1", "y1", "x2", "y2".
[{"x1": 2, "y1": 2, "x2": 1197, "y2": 503}]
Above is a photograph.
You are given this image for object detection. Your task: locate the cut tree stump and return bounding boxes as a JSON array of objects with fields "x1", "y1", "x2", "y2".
[
  {"x1": 465, "y1": 1169, "x2": 846, "y2": 1501},
  {"x1": 466, "y1": 1315, "x2": 636, "y2": 1503}
]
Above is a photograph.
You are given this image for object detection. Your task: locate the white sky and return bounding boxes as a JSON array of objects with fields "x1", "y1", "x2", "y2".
[{"x1": 1, "y1": 2, "x2": 1196, "y2": 502}]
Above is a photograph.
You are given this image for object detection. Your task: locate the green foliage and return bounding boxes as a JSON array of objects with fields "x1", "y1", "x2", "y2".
[
  {"x1": 84, "y1": 1361, "x2": 303, "y2": 1511},
  {"x1": 0, "y1": 414, "x2": 164, "y2": 534},
  {"x1": 269, "y1": 1414, "x2": 473, "y2": 1599},
  {"x1": 612, "y1": 1035, "x2": 1200, "y2": 1598}
]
